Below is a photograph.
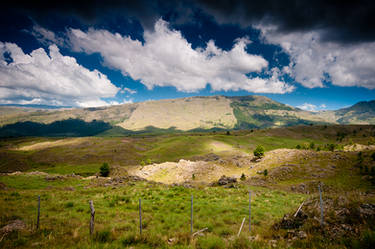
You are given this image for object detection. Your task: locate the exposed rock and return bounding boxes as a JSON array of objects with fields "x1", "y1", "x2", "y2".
[
  {"x1": 0, "y1": 220, "x2": 26, "y2": 234},
  {"x1": 217, "y1": 175, "x2": 237, "y2": 185},
  {"x1": 275, "y1": 210, "x2": 308, "y2": 230},
  {"x1": 45, "y1": 175, "x2": 66, "y2": 181},
  {"x1": 358, "y1": 203, "x2": 375, "y2": 219}
]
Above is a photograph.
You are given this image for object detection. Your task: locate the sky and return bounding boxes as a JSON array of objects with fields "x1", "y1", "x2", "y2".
[{"x1": 1, "y1": 0, "x2": 375, "y2": 111}]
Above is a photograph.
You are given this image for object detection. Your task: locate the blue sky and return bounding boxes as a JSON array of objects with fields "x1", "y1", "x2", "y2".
[{"x1": 1, "y1": 1, "x2": 374, "y2": 111}]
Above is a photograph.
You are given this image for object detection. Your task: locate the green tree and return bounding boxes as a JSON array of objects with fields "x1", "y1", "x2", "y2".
[
  {"x1": 100, "y1": 163, "x2": 110, "y2": 177},
  {"x1": 253, "y1": 145, "x2": 265, "y2": 158}
]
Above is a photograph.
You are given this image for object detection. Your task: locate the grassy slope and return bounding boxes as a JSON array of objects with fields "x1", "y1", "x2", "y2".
[{"x1": 0, "y1": 124, "x2": 352, "y2": 174}]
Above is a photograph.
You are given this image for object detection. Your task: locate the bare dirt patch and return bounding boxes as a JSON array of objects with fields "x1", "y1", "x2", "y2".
[
  {"x1": 129, "y1": 159, "x2": 232, "y2": 184},
  {"x1": 16, "y1": 138, "x2": 87, "y2": 151},
  {"x1": 344, "y1": 143, "x2": 375, "y2": 151}
]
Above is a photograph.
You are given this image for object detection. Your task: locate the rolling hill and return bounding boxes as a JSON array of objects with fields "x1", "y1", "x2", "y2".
[{"x1": 0, "y1": 96, "x2": 374, "y2": 136}]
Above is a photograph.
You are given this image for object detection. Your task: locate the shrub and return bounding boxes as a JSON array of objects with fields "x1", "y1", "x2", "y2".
[
  {"x1": 263, "y1": 169, "x2": 268, "y2": 176},
  {"x1": 226, "y1": 131, "x2": 231, "y2": 135},
  {"x1": 328, "y1": 143, "x2": 335, "y2": 152},
  {"x1": 296, "y1": 144, "x2": 301, "y2": 149},
  {"x1": 146, "y1": 158, "x2": 152, "y2": 164},
  {"x1": 100, "y1": 163, "x2": 110, "y2": 177},
  {"x1": 253, "y1": 145, "x2": 265, "y2": 158},
  {"x1": 309, "y1": 142, "x2": 315, "y2": 149},
  {"x1": 140, "y1": 160, "x2": 145, "y2": 166},
  {"x1": 192, "y1": 174, "x2": 196, "y2": 180},
  {"x1": 240, "y1": 173, "x2": 246, "y2": 181}
]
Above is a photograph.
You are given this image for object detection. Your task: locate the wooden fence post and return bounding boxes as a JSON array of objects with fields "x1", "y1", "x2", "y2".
[
  {"x1": 36, "y1": 195, "x2": 40, "y2": 230},
  {"x1": 249, "y1": 191, "x2": 251, "y2": 233},
  {"x1": 237, "y1": 217, "x2": 246, "y2": 237},
  {"x1": 191, "y1": 195, "x2": 193, "y2": 234},
  {"x1": 89, "y1": 200, "x2": 95, "y2": 236},
  {"x1": 318, "y1": 184, "x2": 324, "y2": 226},
  {"x1": 139, "y1": 198, "x2": 142, "y2": 235}
]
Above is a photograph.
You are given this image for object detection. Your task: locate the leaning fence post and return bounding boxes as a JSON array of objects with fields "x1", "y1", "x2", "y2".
[
  {"x1": 318, "y1": 184, "x2": 324, "y2": 226},
  {"x1": 249, "y1": 191, "x2": 251, "y2": 233},
  {"x1": 89, "y1": 200, "x2": 95, "y2": 236},
  {"x1": 139, "y1": 198, "x2": 142, "y2": 235},
  {"x1": 36, "y1": 195, "x2": 40, "y2": 230},
  {"x1": 191, "y1": 195, "x2": 193, "y2": 234},
  {"x1": 237, "y1": 217, "x2": 246, "y2": 237}
]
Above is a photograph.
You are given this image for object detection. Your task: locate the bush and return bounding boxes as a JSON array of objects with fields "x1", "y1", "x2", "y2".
[
  {"x1": 100, "y1": 163, "x2": 110, "y2": 177},
  {"x1": 240, "y1": 173, "x2": 246, "y2": 181},
  {"x1": 309, "y1": 142, "x2": 315, "y2": 149},
  {"x1": 263, "y1": 169, "x2": 268, "y2": 177},
  {"x1": 327, "y1": 143, "x2": 335, "y2": 152},
  {"x1": 253, "y1": 145, "x2": 265, "y2": 158}
]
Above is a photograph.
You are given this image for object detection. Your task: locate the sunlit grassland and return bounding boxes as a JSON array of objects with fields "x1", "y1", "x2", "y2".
[{"x1": 1, "y1": 129, "x2": 332, "y2": 174}]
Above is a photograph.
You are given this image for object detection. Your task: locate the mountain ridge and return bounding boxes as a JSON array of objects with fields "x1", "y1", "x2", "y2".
[{"x1": 0, "y1": 95, "x2": 374, "y2": 132}]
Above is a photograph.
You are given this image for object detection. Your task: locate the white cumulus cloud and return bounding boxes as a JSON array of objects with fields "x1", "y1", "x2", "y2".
[
  {"x1": 259, "y1": 25, "x2": 375, "y2": 89},
  {"x1": 0, "y1": 42, "x2": 120, "y2": 107},
  {"x1": 28, "y1": 25, "x2": 65, "y2": 47},
  {"x1": 297, "y1": 103, "x2": 318, "y2": 112},
  {"x1": 68, "y1": 19, "x2": 294, "y2": 94}
]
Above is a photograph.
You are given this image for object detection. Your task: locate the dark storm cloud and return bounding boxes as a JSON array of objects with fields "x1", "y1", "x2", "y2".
[
  {"x1": 196, "y1": 0, "x2": 375, "y2": 43},
  {"x1": 3, "y1": 0, "x2": 191, "y2": 31},
  {"x1": 3, "y1": 0, "x2": 375, "y2": 43}
]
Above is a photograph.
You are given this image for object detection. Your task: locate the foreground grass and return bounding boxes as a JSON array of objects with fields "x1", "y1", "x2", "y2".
[{"x1": 0, "y1": 175, "x2": 305, "y2": 248}]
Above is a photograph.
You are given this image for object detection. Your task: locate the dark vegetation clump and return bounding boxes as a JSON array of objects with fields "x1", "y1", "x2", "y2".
[
  {"x1": 94, "y1": 230, "x2": 112, "y2": 243},
  {"x1": 0, "y1": 119, "x2": 112, "y2": 137},
  {"x1": 253, "y1": 145, "x2": 265, "y2": 158},
  {"x1": 100, "y1": 163, "x2": 110, "y2": 177},
  {"x1": 240, "y1": 173, "x2": 246, "y2": 181},
  {"x1": 263, "y1": 169, "x2": 268, "y2": 177}
]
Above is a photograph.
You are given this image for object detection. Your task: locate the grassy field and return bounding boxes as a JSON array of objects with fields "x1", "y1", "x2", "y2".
[{"x1": 0, "y1": 125, "x2": 374, "y2": 248}]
